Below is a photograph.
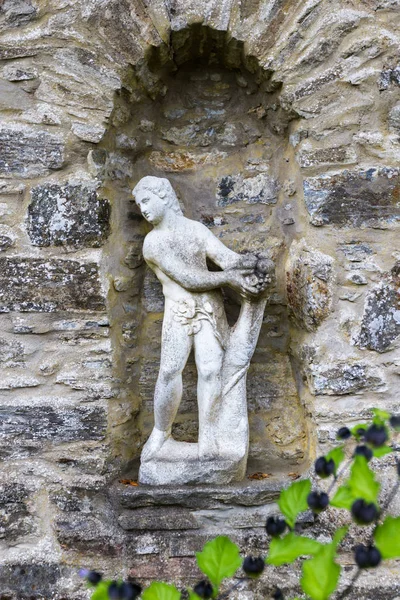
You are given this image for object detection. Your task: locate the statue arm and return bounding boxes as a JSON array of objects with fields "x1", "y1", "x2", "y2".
[
  {"x1": 203, "y1": 226, "x2": 257, "y2": 270},
  {"x1": 144, "y1": 238, "x2": 258, "y2": 295}
]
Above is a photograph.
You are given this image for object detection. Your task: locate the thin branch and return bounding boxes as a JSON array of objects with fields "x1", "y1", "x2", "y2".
[
  {"x1": 217, "y1": 578, "x2": 247, "y2": 599},
  {"x1": 335, "y1": 568, "x2": 361, "y2": 600}
]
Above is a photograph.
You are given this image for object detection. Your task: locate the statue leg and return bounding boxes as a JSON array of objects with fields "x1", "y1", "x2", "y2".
[
  {"x1": 194, "y1": 321, "x2": 224, "y2": 459},
  {"x1": 141, "y1": 316, "x2": 192, "y2": 462}
]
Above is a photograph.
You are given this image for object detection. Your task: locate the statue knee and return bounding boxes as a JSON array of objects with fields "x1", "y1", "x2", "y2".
[
  {"x1": 197, "y1": 360, "x2": 222, "y2": 383},
  {"x1": 158, "y1": 365, "x2": 181, "y2": 386}
]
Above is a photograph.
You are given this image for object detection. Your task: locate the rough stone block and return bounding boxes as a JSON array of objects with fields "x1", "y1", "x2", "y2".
[
  {"x1": 118, "y1": 507, "x2": 200, "y2": 531},
  {"x1": 356, "y1": 262, "x2": 400, "y2": 352},
  {"x1": 297, "y1": 145, "x2": 357, "y2": 168},
  {"x1": 286, "y1": 241, "x2": 334, "y2": 331},
  {"x1": 217, "y1": 172, "x2": 279, "y2": 206},
  {"x1": 0, "y1": 257, "x2": 105, "y2": 312},
  {"x1": 0, "y1": 124, "x2": 64, "y2": 178},
  {"x1": 28, "y1": 183, "x2": 110, "y2": 247},
  {"x1": 0, "y1": 405, "x2": 107, "y2": 459},
  {"x1": 0, "y1": 483, "x2": 35, "y2": 541},
  {"x1": 0, "y1": 224, "x2": 16, "y2": 251},
  {"x1": 0, "y1": 337, "x2": 24, "y2": 366},
  {"x1": 0, "y1": 0, "x2": 37, "y2": 29},
  {"x1": 0, "y1": 564, "x2": 62, "y2": 599},
  {"x1": 307, "y1": 361, "x2": 384, "y2": 395},
  {"x1": 303, "y1": 168, "x2": 400, "y2": 227},
  {"x1": 142, "y1": 268, "x2": 164, "y2": 312},
  {"x1": 55, "y1": 514, "x2": 121, "y2": 555}
]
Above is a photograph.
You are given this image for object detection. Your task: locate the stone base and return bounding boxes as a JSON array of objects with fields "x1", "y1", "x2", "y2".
[{"x1": 138, "y1": 439, "x2": 246, "y2": 485}]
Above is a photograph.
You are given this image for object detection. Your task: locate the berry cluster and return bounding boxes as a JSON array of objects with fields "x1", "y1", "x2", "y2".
[
  {"x1": 266, "y1": 516, "x2": 286, "y2": 537},
  {"x1": 193, "y1": 580, "x2": 213, "y2": 599},
  {"x1": 351, "y1": 499, "x2": 379, "y2": 525},
  {"x1": 314, "y1": 456, "x2": 335, "y2": 478},
  {"x1": 242, "y1": 556, "x2": 265, "y2": 577},
  {"x1": 79, "y1": 571, "x2": 141, "y2": 600},
  {"x1": 307, "y1": 491, "x2": 329, "y2": 514},
  {"x1": 354, "y1": 544, "x2": 382, "y2": 569},
  {"x1": 354, "y1": 445, "x2": 373, "y2": 461}
]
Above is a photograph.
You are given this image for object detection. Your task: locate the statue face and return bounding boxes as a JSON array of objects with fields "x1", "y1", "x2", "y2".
[{"x1": 134, "y1": 188, "x2": 167, "y2": 225}]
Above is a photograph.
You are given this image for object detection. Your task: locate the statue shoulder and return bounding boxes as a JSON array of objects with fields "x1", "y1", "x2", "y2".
[{"x1": 143, "y1": 231, "x2": 159, "y2": 262}]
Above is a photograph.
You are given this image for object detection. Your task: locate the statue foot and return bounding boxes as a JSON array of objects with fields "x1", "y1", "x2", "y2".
[
  {"x1": 141, "y1": 427, "x2": 171, "y2": 462},
  {"x1": 198, "y1": 437, "x2": 220, "y2": 460}
]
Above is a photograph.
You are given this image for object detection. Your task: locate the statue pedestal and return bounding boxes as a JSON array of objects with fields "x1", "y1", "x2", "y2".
[{"x1": 138, "y1": 438, "x2": 246, "y2": 485}]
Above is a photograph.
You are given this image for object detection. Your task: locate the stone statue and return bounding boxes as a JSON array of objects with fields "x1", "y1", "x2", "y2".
[{"x1": 132, "y1": 176, "x2": 274, "y2": 485}]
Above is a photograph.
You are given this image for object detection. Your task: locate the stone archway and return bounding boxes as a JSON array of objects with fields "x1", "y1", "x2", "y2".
[{"x1": 100, "y1": 25, "x2": 310, "y2": 476}]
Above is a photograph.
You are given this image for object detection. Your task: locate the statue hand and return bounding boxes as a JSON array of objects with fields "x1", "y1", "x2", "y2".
[
  {"x1": 236, "y1": 253, "x2": 258, "y2": 270},
  {"x1": 225, "y1": 268, "x2": 263, "y2": 297}
]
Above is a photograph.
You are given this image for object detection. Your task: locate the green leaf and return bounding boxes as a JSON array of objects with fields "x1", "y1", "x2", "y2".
[
  {"x1": 374, "y1": 517, "x2": 400, "y2": 559},
  {"x1": 330, "y1": 485, "x2": 354, "y2": 510},
  {"x1": 142, "y1": 582, "x2": 181, "y2": 600},
  {"x1": 332, "y1": 526, "x2": 348, "y2": 546},
  {"x1": 372, "y1": 408, "x2": 390, "y2": 425},
  {"x1": 351, "y1": 423, "x2": 368, "y2": 440},
  {"x1": 196, "y1": 536, "x2": 241, "y2": 590},
  {"x1": 372, "y1": 446, "x2": 393, "y2": 458},
  {"x1": 348, "y1": 455, "x2": 380, "y2": 504},
  {"x1": 267, "y1": 532, "x2": 322, "y2": 566},
  {"x1": 91, "y1": 583, "x2": 111, "y2": 600},
  {"x1": 278, "y1": 479, "x2": 312, "y2": 529},
  {"x1": 189, "y1": 594, "x2": 202, "y2": 600},
  {"x1": 301, "y1": 544, "x2": 340, "y2": 600},
  {"x1": 325, "y1": 446, "x2": 345, "y2": 475}
]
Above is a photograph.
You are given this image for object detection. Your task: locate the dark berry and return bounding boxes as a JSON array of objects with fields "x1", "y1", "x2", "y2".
[
  {"x1": 397, "y1": 461, "x2": 400, "y2": 477},
  {"x1": 266, "y1": 516, "x2": 286, "y2": 537},
  {"x1": 272, "y1": 588, "x2": 284, "y2": 600},
  {"x1": 243, "y1": 555, "x2": 265, "y2": 577},
  {"x1": 337, "y1": 426, "x2": 351, "y2": 440},
  {"x1": 354, "y1": 445, "x2": 373, "y2": 462},
  {"x1": 390, "y1": 415, "x2": 400, "y2": 430},
  {"x1": 351, "y1": 499, "x2": 379, "y2": 524},
  {"x1": 307, "y1": 491, "x2": 329, "y2": 513},
  {"x1": 368, "y1": 546, "x2": 382, "y2": 567},
  {"x1": 86, "y1": 571, "x2": 102, "y2": 585},
  {"x1": 108, "y1": 581, "x2": 121, "y2": 599},
  {"x1": 315, "y1": 457, "x2": 335, "y2": 478},
  {"x1": 354, "y1": 544, "x2": 369, "y2": 568},
  {"x1": 355, "y1": 544, "x2": 381, "y2": 568},
  {"x1": 193, "y1": 581, "x2": 213, "y2": 599},
  {"x1": 365, "y1": 424, "x2": 388, "y2": 448},
  {"x1": 120, "y1": 582, "x2": 142, "y2": 600}
]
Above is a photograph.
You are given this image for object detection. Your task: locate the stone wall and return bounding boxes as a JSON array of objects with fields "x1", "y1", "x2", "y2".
[{"x1": 0, "y1": 0, "x2": 399, "y2": 598}]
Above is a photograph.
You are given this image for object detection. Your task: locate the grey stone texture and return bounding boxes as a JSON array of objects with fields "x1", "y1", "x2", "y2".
[
  {"x1": 0, "y1": 257, "x2": 105, "y2": 311},
  {"x1": 0, "y1": 124, "x2": 64, "y2": 177},
  {"x1": 0, "y1": 0, "x2": 399, "y2": 596},
  {"x1": 28, "y1": 182, "x2": 111, "y2": 247}
]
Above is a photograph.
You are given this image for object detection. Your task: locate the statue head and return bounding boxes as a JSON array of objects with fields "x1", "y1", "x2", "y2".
[{"x1": 132, "y1": 176, "x2": 183, "y2": 224}]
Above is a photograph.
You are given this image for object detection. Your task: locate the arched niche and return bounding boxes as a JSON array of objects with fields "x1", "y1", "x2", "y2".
[{"x1": 100, "y1": 26, "x2": 311, "y2": 478}]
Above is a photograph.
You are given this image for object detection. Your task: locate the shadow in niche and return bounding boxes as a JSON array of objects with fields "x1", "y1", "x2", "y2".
[{"x1": 101, "y1": 25, "x2": 310, "y2": 483}]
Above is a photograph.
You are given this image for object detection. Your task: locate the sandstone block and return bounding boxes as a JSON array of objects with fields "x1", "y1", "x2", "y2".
[
  {"x1": 0, "y1": 257, "x2": 105, "y2": 312},
  {"x1": 28, "y1": 182, "x2": 110, "y2": 247}
]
